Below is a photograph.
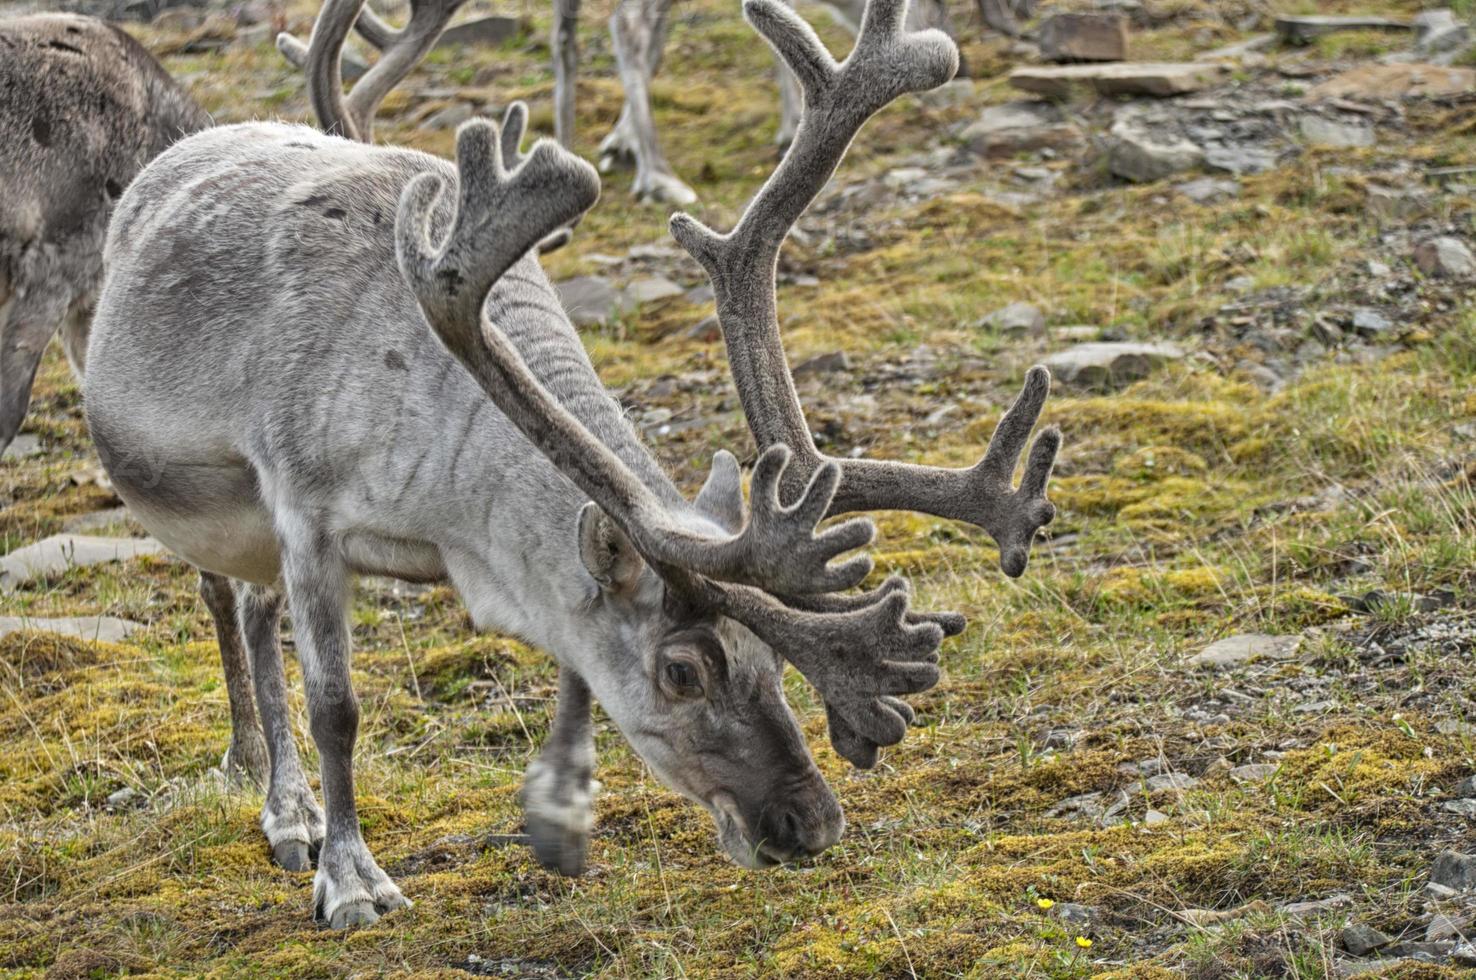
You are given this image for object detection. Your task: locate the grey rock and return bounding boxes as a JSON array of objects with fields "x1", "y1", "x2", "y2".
[
  {"x1": 686, "y1": 314, "x2": 720, "y2": 342},
  {"x1": 1431, "y1": 851, "x2": 1476, "y2": 892},
  {"x1": 1188, "y1": 633, "x2": 1302, "y2": 669},
  {"x1": 1052, "y1": 903, "x2": 1100, "y2": 928},
  {"x1": 1143, "y1": 809, "x2": 1169, "y2": 826},
  {"x1": 792, "y1": 351, "x2": 851, "y2": 377},
  {"x1": 1176, "y1": 177, "x2": 1240, "y2": 203},
  {"x1": 1441, "y1": 799, "x2": 1476, "y2": 818},
  {"x1": 1414, "y1": 236, "x2": 1476, "y2": 278},
  {"x1": 1300, "y1": 115, "x2": 1375, "y2": 149},
  {"x1": 1043, "y1": 341, "x2": 1184, "y2": 388},
  {"x1": 1427, "y1": 881, "x2": 1460, "y2": 900},
  {"x1": 1109, "y1": 115, "x2": 1204, "y2": 183},
  {"x1": 1204, "y1": 144, "x2": 1279, "y2": 175},
  {"x1": 1, "y1": 535, "x2": 165, "y2": 593},
  {"x1": 623, "y1": 276, "x2": 685, "y2": 306},
  {"x1": 982, "y1": 301, "x2": 1045, "y2": 335},
  {"x1": 1274, "y1": 15, "x2": 1412, "y2": 46},
  {"x1": 1427, "y1": 913, "x2": 1471, "y2": 942},
  {"x1": 1351, "y1": 308, "x2": 1393, "y2": 338},
  {"x1": 1047, "y1": 791, "x2": 1105, "y2": 821},
  {"x1": 62, "y1": 506, "x2": 134, "y2": 534},
  {"x1": 1456, "y1": 775, "x2": 1476, "y2": 797},
  {"x1": 1010, "y1": 62, "x2": 1229, "y2": 99},
  {"x1": 436, "y1": 15, "x2": 523, "y2": 48},
  {"x1": 1415, "y1": 10, "x2": 1470, "y2": 55},
  {"x1": 106, "y1": 786, "x2": 140, "y2": 808},
  {"x1": 1454, "y1": 942, "x2": 1476, "y2": 967},
  {"x1": 916, "y1": 78, "x2": 976, "y2": 108},
  {"x1": 1197, "y1": 34, "x2": 1275, "y2": 64},
  {"x1": 1341, "y1": 924, "x2": 1393, "y2": 957},
  {"x1": 1229, "y1": 763, "x2": 1279, "y2": 783},
  {"x1": 1368, "y1": 260, "x2": 1392, "y2": 277},
  {"x1": 555, "y1": 276, "x2": 623, "y2": 326},
  {"x1": 2, "y1": 433, "x2": 41, "y2": 460},
  {"x1": 1367, "y1": 185, "x2": 1431, "y2": 222},
  {"x1": 1279, "y1": 893, "x2": 1353, "y2": 919},
  {"x1": 421, "y1": 102, "x2": 474, "y2": 131},
  {"x1": 1039, "y1": 12, "x2": 1128, "y2": 63},
  {"x1": 0, "y1": 615, "x2": 143, "y2": 643},
  {"x1": 961, "y1": 101, "x2": 1085, "y2": 158},
  {"x1": 1146, "y1": 772, "x2": 1198, "y2": 793}
]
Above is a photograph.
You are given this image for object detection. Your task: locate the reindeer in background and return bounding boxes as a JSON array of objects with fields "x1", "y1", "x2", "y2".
[
  {"x1": 84, "y1": 0, "x2": 1060, "y2": 927},
  {"x1": 0, "y1": 12, "x2": 207, "y2": 456},
  {"x1": 276, "y1": 0, "x2": 1033, "y2": 204}
]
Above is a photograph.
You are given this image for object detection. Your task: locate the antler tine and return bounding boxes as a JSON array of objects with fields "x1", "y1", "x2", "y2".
[
  {"x1": 278, "y1": 0, "x2": 468, "y2": 142},
  {"x1": 396, "y1": 122, "x2": 874, "y2": 599},
  {"x1": 669, "y1": 0, "x2": 1061, "y2": 579}
]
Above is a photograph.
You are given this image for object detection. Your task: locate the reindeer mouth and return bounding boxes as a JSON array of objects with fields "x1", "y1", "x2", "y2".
[{"x1": 710, "y1": 792, "x2": 785, "y2": 870}]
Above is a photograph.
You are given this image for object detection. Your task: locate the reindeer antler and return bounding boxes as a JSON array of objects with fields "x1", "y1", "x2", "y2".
[
  {"x1": 396, "y1": 109, "x2": 945, "y2": 767},
  {"x1": 670, "y1": 0, "x2": 1062, "y2": 579},
  {"x1": 278, "y1": 0, "x2": 468, "y2": 142}
]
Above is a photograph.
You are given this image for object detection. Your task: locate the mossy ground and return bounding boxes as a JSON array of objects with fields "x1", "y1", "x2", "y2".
[{"x1": 3, "y1": 0, "x2": 1475, "y2": 976}]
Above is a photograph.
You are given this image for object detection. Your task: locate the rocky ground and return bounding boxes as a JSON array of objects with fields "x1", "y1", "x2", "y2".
[{"x1": 2, "y1": 0, "x2": 1476, "y2": 976}]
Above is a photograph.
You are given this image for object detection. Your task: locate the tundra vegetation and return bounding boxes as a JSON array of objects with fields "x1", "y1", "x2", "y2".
[{"x1": 2, "y1": 0, "x2": 1475, "y2": 976}]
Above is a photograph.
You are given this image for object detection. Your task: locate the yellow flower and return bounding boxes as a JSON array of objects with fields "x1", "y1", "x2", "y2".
[
  {"x1": 1036, "y1": 898, "x2": 1054, "y2": 910},
  {"x1": 1075, "y1": 936, "x2": 1093, "y2": 949}
]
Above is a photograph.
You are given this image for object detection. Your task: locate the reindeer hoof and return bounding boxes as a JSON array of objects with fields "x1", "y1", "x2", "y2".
[
  {"x1": 527, "y1": 816, "x2": 589, "y2": 877},
  {"x1": 326, "y1": 899, "x2": 379, "y2": 930},
  {"x1": 633, "y1": 173, "x2": 697, "y2": 206},
  {"x1": 273, "y1": 839, "x2": 316, "y2": 872}
]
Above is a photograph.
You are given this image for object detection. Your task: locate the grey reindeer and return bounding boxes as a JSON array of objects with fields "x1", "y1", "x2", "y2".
[
  {"x1": 84, "y1": 0, "x2": 1060, "y2": 928},
  {"x1": 275, "y1": 0, "x2": 973, "y2": 205},
  {"x1": 0, "y1": 12, "x2": 207, "y2": 455}
]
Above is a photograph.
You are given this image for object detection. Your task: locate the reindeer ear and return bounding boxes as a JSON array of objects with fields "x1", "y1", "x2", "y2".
[
  {"x1": 577, "y1": 502, "x2": 645, "y2": 595},
  {"x1": 693, "y1": 450, "x2": 744, "y2": 534}
]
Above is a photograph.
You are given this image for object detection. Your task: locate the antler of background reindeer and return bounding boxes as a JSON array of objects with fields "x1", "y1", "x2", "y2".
[{"x1": 389, "y1": 0, "x2": 1061, "y2": 768}]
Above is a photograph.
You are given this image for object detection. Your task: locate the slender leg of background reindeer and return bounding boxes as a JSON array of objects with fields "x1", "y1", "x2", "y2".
[
  {"x1": 278, "y1": 527, "x2": 407, "y2": 927},
  {"x1": 552, "y1": 0, "x2": 581, "y2": 147},
  {"x1": 979, "y1": 0, "x2": 1034, "y2": 37},
  {"x1": 522, "y1": 669, "x2": 599, "y2": 876},
  {"x1": 607, "y1": 0, "x2": 696, "y2": 204},
  {"x1": 199, "y1": 572, "x2": 270, "y2": 786},
  {"x1": 598, "y1": 0, "x2": 669, "y2": 171},
  {"x1": 239, "y1": 582, "x2": 326, "y2": 873},
  {"x1": 0, "y1": 290, "x2": 69, "y2": 456}
]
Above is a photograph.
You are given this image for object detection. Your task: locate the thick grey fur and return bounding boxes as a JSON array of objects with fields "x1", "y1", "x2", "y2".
[
  {"x1": 0, "y1": 12, "x2": 206, "y2": 454},
  {"x1": 84, "y1": 0, "x2": 1060, "y2": 928}
]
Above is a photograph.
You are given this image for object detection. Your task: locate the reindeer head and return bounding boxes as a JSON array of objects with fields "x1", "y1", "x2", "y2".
[{"x1": 380, "y1": 0, "x2": 1059, "y2": 867}]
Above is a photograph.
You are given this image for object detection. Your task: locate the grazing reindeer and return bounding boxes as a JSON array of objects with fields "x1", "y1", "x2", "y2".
[
  {"x1": 0, "y1": 12, "x2": 207, "y2": 455},
  {"x1": 275, "y1": 0, "x2": 958, "y2": 205},
  {"x1": 85, "y1": 0, "x2": 1059, "y2": 928}
]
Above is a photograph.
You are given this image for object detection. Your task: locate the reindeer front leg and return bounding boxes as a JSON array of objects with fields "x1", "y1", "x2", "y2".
[
  {"x1": 279, "y1": 519, "x2": 408, "y2": 928},
  {"x1": 522, "y1": 669, "x2": 599, "y2": 876},
  {"x1": 606, "y1": 0, "x2": 696, "y2": 204}
]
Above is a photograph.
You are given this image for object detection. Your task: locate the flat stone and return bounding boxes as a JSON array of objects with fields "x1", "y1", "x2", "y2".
[
  {"x1": 1188, "y1": 633, "x2": 1302, "y2": 669},
  {"x1": 792, "y1": 351, "x2": 851, "y2": 377},
  {"x1": 1146, "y1": 772, "x2": 1198, "y2": 793},
  {"x1": 1176, "y1": 177, "x2": 1240, "y2": 203},
  {"x1": 1414, "y1": 9, "x2": 1471, "y2": 54},
  {"x1": 1197, "y1": 34, "x2": 1275, "y2": 64},
  {"x1": 982, "y1": 301, "x2": 1045, "y2": 335},
  {"x1": 1010, "y1": 62, "x2": 1229, "y2": 99},
  {"x1": 1454, "y1": 942, "x2": 1476, "y2": 967},
  {"x1": 1143, "y1": 809, "x2": 1169, "y2": 826},
  {"x1": 1427, "y1": 913, "x2": 1472, "y2": 942},
  {"x1": 1309, "y1": 64, "x2": 1476, "y2": 101},
  {"x1": 1051, "y1": 903, "x2": 1099, "y2": 928},
  {"x1": 555, "y1": 276, "x2": 623, "y2": 326},
  {"x1": 61, "y1": 507, "x2": 135, "y2": 534},
  {"x1": 1431, "y1": 852, "x2": 1476, "y2": 891},
  {"x1": 686, "y1": 314, "x2": 720, "y2": 342},
  {"x1": 1279, "y1": 893, "x2": 1353, "y2": 919},
  {"x1": 1109, "y1": 117, "x2": 1204, "y2": 183},
  {"x1": 1229, "y1": 763, "x2": 1279, "y2": 783},
  {"x1": 0, "y1": 615, "x2": 143, "y2": 643},
  {"x1": 623, "y1": 276, "x2": 685, "y2": 306},
  {"x1": 2, "y1": 434, "x2": 41, "y2": 460},
  {"x1": 1042, "y1": 341, "x2": 1184, "y2": 388},
  {"x1": 1414, "y1": 237, "x2": 1476, "y2": 278},
  {"x1": 436, "y1": 15, "x2": 523, "y2": 48},
  {"x1": 1300, "y1": 115, "x2": 1375, "y2": 149},
  {"x1": 1204, "y1": 145, "x2": 1280, "y2": 176},
  {"x1": 1342, "y1": 924, "x2": 1393, "y2": 957},
  {"x1": 1351, "y1": 308, "x2": 1393, "y2": 338},
  {"x1": 1274, "y1": 15, "x2": 1412, "y2": 46},
  {"x1": 1038, "y1": 12, "x2": 1128, "y2": 63},
  {"x1": 1366, "y1": 185, "x2": 1432, "y2": 222},
  {"x1": 1442, "y1": 799, "x2": 1476, "y2": 818},
  {"x1": 1, "y1": 535, "x2": 165, "y2": 593},
  {"x1": 961, "y1": 102, "x2": 1084, "y2": 158}
]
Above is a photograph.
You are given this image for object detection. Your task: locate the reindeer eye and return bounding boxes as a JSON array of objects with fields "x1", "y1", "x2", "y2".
[{"x1": 664, "y1": 660, "x2": 702, "y2": 694}]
